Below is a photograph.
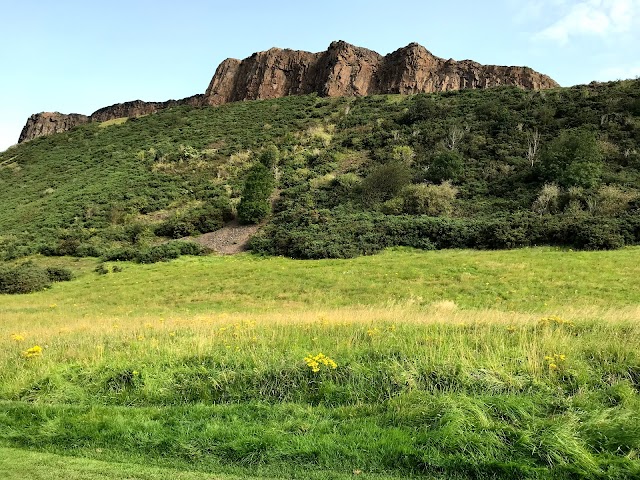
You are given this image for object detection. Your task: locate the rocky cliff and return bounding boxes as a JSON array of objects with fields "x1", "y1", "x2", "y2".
[
  {"x1": 204, "y1": 41, "x2": 558, "y2": 105},
  {"x1": 19, "y1": 41, "x2": 559, "y2": 143},
  {"x1": 19, "y1": 112, "x2": 90, "y2": 144}
]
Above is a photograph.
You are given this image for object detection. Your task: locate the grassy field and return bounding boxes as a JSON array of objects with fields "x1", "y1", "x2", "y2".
[{"x1": 1, "y1": 248, "x2": 640, "y2": 479}]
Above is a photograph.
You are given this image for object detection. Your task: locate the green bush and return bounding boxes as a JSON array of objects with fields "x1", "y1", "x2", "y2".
[
  {"x1": 401, "y1": 182, "x2": 458, "y2": 216},
  {"x1": 45, "y1": 266, "x2": 74, "y2": 282},
  {"x1": 156, "y1": 201, "x2": 233, "y2": 239},
  {"x1": 541, "y1": 128, "x2": 603, "y2": 188},
  {"x1": 238, "y1": 163, "x2": 275, "y2": 224},
  {"x1": 426, "y1": 150, "x2": 464, "y2": 183},
  {"x1": 360, "y1": 160, "x2": 412, "y2": 205},
  {"x1": 135, "y1": 241, "x2": 206, "y2": 264},
  {"x1": 0, "y1": 262, "x2": 52, "y2": 294},
  {"x1": 251, "y1": 210, "x2": 639, "y2": 258}
]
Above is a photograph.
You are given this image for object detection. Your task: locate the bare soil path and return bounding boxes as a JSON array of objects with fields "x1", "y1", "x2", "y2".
[{"x1": 184, "y1": 220, "x2": 260, "y2": 255}]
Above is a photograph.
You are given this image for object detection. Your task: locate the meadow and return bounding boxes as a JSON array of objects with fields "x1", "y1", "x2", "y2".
[{"x1": 1, "y1": 247, "x2": 640, "y2": 479}]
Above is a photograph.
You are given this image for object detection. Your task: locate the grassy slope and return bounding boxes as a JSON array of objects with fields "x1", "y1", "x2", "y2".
[
  {"x1": 1, "y1": 80, "x2": 639, "y2": 259},
  {"x1": 1, "y1": 248, "x2": 640, "y2": 479}
]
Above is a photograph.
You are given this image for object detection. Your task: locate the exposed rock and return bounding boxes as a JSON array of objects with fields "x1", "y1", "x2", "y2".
[
  {"x1": 204, "y1": 41, "x2": 558, "y2": 106},
  {"x1": 90, "y1": 95, "x2": 204, "y2": 123},
  {"x1": 19, "y1": 112, "x2": 89, "y2": 143},
  {"x1": 19, "y1": 95, "x2": 204, "y2": 143},
  {"x1": 18, "y1": 41, "x2": 559, "y2": 143}
]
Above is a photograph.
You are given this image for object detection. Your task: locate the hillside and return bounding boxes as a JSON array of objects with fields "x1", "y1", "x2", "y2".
[{"x1": 1, "y1": 80, "x2": 640, "y2": 261}]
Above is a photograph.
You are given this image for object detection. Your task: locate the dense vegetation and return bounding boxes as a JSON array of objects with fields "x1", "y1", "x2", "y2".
[
  {"x1": 1, "y1": 249, "x2": 639, "y2": 479},
  {"x1": 1, "y1": 80, "x2": 639, "y2": 262}
]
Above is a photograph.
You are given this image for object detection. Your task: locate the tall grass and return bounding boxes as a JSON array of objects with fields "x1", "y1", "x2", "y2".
[{"x1": 1, "y1": 249, "x2": 639, "y2": 478}]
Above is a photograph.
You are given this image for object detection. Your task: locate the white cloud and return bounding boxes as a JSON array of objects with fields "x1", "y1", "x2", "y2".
[{"x1": 534, "y1": 0, "x2": 639, "y2": 44}]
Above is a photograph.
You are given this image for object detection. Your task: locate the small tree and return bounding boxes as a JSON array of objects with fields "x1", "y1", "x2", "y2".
[
  {"x1": 401, "y1": 181, "x2": 458, "y2": 216},
  {"x1": 360, "y1": 161, "x2": 412, "y2": 205},
  {"x1": 541, "y1": 129, "x2": 603, "y2": 188},
  {"x1": 427, "y1": 150, "x2": 464, "y2": 183},
  {"x1": 532, "y1": 183, "x2": 561, "y2": 215},
  {"x1": 526, "y1": 129, "x2": 541, "y2": 167},
  {"x1": 237, "y1": 163, "x2": 275, "y2": 224}
]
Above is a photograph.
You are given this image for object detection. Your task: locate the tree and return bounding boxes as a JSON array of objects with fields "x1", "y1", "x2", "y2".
[
  {"x1": 237, "y1": 163, "x2": 275, "y2": 224},
  {"x1": 427, "y1": 150, "x2": 464, "y2": 183},
  {"x1": 360, "y1": 161, "x2": 412, "y2": 205},
  {"x1": 540, "y1": 128, "x2": 603, "y2": 189},
  {"x1": 526, "y1": 129, "x2": 541, "y2": 167}
]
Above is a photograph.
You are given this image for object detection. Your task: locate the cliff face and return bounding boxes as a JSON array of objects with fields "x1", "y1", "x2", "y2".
[
  {"x1": 19, "y1": 41, "x2": 559, "y2": 143},
  {"x1": 20, "y1": 95, "x2": 204, "y2": 143},
  {"x1": 19, "y1": 112, "x2": 90, "y2": 144},
  {"x1": 204, "y1": 41, "x2": 559, "y2": 105}
]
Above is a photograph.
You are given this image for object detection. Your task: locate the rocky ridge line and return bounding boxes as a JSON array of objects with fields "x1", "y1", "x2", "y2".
[{"x1": 18, "y1": 41, "x2": 559, "y2": 143}]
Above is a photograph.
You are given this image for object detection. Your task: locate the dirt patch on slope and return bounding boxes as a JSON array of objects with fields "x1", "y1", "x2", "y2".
[{"x1": 186, "y1": 221, "x2": 260, "y2": 255}]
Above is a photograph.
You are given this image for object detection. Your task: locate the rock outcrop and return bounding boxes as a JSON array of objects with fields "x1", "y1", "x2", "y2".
[
  {"x1": 19, "y1": 41, "x2": 559, "y2": 143},
  {"x1": 19, "y1": 112, "x2": 90, "y2": 144},
  {"x1": 204, "y1": 41, "x2": 558, "y2": 105}
]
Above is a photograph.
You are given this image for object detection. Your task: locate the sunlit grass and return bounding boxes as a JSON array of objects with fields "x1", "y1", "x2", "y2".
[{"x1": 1, "y1": 248, "x2": 640, "y2": 479}]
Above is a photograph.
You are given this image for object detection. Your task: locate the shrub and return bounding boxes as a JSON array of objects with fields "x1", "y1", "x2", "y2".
[
  {"x1": 238, "y1": 163, "x2": 275, "y2": 224},
  {"x1": 591, "y1": 185, "x2": 638, "y2": 216},
  {"x1": 0, "y1": 262, "x2": 52, "y2": 294},
  {"x1": 360, "y1": 161, "x2": 412, "y2": 205},
  {"x1": 135, "y1": 241, "x2": 206, "y2": 264},
  {"x1": 45, "y1": 266, "x2": 74, "y2": 282},
  {"x1": 401, "y1": 182, "x2": 459, "y2": 216},
  {"x1": 532, "y1": 183, "x2": 561, "y2": 215},
  {"x1": 427, "y1": 150, "x2": 464, "y2": 183},
  {"x1": 94, "y1": 264, "x2": 109, "y2": 275},
  {"x1": 156, "y1": 200, "x2": 233, "y2": 239},
  {"x1": 541, "y1": 128, "x2": 603, "y2": 188}
]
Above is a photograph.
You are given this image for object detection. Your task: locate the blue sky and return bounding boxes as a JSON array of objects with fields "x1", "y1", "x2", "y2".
[{"x1": 1, "y1": 0, "x2": 639, "y2": 151}]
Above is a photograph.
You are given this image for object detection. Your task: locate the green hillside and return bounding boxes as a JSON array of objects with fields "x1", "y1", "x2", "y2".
[{"x1": 1, "y1": 80, "x2": 640, "y2": 260}]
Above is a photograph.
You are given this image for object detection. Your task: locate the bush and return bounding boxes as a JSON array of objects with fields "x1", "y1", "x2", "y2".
[
  {"x1": 238, "y1": 163, "x2": 275, "y2": 224},
  {"x1": 427, "y1": 150, "x2": 464, "y2": 183},
  {"x1": 155, "y1": 201, "x2": 233, "y2": 239},
  {"x1": 360, "y1": 161, "x2": 412, "y2": 205},
  {"x1": 94, "y1": 264, "x2": 109, "y2": 275},
  {"x1": 45, "y1": 266, "x2": 74, "y2": 282},
  {"x1": 0, "y1": 262, "x2": 52, "y2": 294},
  {"x1": 541, "y1": 128, "x2": 603, "y2": 188},
  {"x1": 135, "y1": 241, "x2": 206, "y2": 264},
  {"x1": 251, "y1": 210, "x2": 637, "y2": 259},
  {"x1": 401, "y1": 182, "x2": 458, "y2": 216}
]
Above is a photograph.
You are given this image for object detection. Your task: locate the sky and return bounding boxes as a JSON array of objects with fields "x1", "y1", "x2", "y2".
[{"x1": 1, "y1": 0, "x2": 639, "y2": 151}]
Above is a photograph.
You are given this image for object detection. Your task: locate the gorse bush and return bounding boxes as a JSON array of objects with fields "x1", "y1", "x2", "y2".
[
  {"x1": 0, "y1": 262, "x2": 72, "y2": 293},
  {"x1": 103, "y1": 241, "x2": 207, "y2": 264},
  {"x1": 237, "y1": 162, "x2": 275, "y2": 224},
  {"x1": 45, "y1": 266, "x2": 74, "y2": 282}
]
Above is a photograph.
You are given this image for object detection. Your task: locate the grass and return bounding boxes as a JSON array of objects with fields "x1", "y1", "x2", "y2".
[{"x1": 1, "y1": 248, "x2": 640, "y2": 479}]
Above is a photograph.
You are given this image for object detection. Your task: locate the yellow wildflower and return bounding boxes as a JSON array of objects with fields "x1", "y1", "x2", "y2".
[
  {"x1": 11, "y1": 334, "x2": 25, "y2": 342},
  {"x1": 304, "y1": 353, "x2": 338, "y2": 373},
  {"x1": 22, "y1": 345, "x2": 42, "y2": 359}
]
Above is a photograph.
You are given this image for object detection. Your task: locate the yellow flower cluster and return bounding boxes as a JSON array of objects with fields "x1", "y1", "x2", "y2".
[
  {"x1": 22, "y1": 345, "x2": 42, "y2": 359},
  {"x1": 11, "y1": 333, "x2": 25, "y2": 342},
  {"x1": 539, "y1": 316, "x2": 574, "y2": 328},
  {"x1": 367, "y1": 328, "x2": 380, "y2": 337},
  {"x1": 304, "y1": 353, "x2": 337, "y2": 373},
  {"x1": 544, "y1": 353, "x2": 567, "y2": 371}
]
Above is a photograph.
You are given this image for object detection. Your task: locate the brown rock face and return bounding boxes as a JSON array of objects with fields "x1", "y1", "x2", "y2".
[
  {"x1": 204, "y1": 40, "x2": 559, "y2": 105},
  {"x1": 19, "y1": 95, "x2": 204, "y2": 143},
  {"x1": 19, "y1": 41, "x2": 559, "y2": 143},
  {"x1": 90, "y1": 95, "x2": 204, "y2": 123},
  {"x1": 19, "y1": 112, "x2": 90, "y2": 143}
]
